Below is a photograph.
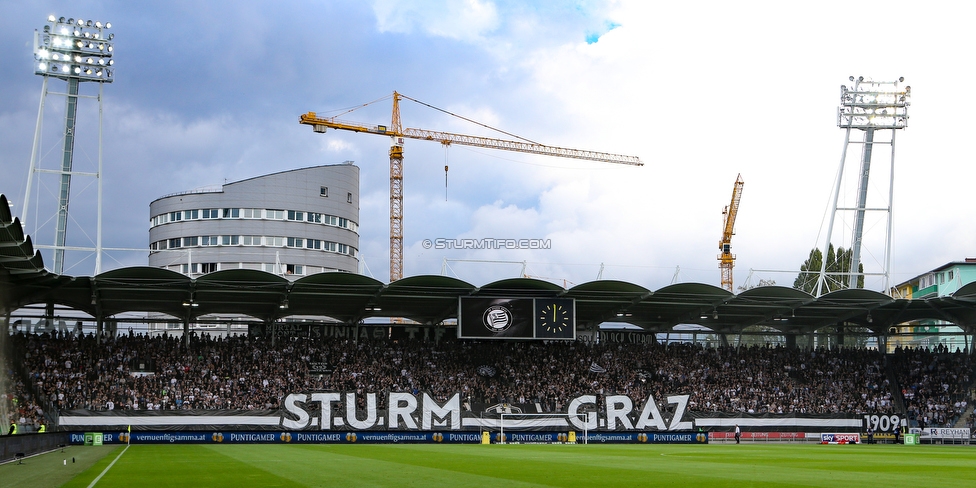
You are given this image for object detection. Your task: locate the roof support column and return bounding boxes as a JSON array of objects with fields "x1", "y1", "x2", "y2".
[{"x1": 183, "y1": 316, "x2": 190, "y2": 347}]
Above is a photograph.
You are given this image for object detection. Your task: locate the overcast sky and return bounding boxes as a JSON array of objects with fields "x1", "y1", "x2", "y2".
[{"x1": 1, "y1": 0, "x2": 972, "y2": 292}]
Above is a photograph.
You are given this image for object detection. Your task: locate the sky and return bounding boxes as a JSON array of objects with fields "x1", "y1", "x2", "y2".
[{"x1": 0, "y1": 0, "x2": 973, "y2": 293}]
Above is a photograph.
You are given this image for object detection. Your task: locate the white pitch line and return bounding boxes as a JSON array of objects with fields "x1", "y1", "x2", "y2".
[{"x1": 87, "y1": 444, "x2": 130, "y2": 488}]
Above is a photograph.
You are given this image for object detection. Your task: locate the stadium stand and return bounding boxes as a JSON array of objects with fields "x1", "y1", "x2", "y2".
[{"x1": 5, "y1": 330, "x2": 973, "y2": 431}]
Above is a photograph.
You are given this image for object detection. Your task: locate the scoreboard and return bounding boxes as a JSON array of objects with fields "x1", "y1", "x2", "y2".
[{"x1": 458, "y1": 297, "x2": 575, "y2": 340}]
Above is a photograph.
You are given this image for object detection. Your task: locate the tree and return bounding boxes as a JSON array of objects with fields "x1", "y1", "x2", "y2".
[{"x1": 793, "y1": 244, "x2": 864, "y2": 294}]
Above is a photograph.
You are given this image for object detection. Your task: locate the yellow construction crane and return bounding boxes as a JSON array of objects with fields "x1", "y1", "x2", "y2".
[
  {"x1": 300, "y1": 91, "x2": 642, "y2": 282},
  {"x1": 719, "y1": 174, "x2": 744, "y2": 292}
]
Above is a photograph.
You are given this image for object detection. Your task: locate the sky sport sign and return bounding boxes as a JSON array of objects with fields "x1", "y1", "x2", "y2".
[
  {"x1": 458, "y1": 297, "x2": 575, "y2": 340},
  {"x1": 279, "y1": 391, "x2": 692, "y2": 432}
]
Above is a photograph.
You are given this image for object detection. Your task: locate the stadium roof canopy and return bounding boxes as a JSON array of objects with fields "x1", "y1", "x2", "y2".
[{"x1": 3, "y1": 193, "x2": 976, "y2": 337}]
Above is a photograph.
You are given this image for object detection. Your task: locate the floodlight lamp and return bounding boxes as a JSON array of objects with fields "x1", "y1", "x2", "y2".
[
  {"x1": 95, "y1": 21, "x2": 102, "y2": 28},
  {"x1": 38, "y1": 62, "x2": 47, "y2": 71},
  {"x1": 105, "y1": 22, "x2": 111, "y2": 29},
  {"x1": 86, "y1": 20, "x2": 93, "y2": 27},
  {"x1": 77, "y1": 18, "x2": 84, "y2": 26},
  {"x1": 48, "y1": 14, "x2": 56, "y2": 22},
  {"x1": 849, "y1": 76, "x2": 855, "y2": 81},
  {"x1": 67, "y1": 18, "x2": 74, "y2": 24},
  {"x1": 108, "y1": 33, "x2": 114, "y2": 40},
  {"x1": 59, "y1": 16, "x2": 65, "y2": 23}
]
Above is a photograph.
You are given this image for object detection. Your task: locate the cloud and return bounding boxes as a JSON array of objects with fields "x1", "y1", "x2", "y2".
[{"x1": 372, "y1": 0, "x2": 500, "y2": 42}]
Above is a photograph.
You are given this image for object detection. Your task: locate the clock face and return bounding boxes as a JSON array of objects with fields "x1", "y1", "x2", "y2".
[{"x1": 539, "y1": 303, "x2": 571, "y2": 333}]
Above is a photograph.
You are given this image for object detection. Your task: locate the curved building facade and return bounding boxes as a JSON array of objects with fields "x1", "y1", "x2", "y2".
[{"x1": 149, "y1": 163, "x2": 359, "y2": 278}]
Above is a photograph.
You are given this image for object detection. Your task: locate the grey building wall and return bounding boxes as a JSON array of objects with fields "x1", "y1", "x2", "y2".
[{"x1": 148, "y1": 163, "x2": 360, "y2": 278}]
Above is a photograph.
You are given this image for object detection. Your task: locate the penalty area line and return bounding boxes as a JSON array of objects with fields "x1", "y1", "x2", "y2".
[{"x1": 87, "y1": 444, "x2": 130, "y2": 488}]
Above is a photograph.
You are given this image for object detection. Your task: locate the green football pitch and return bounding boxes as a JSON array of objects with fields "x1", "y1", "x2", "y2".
[{"x1": 3, "y1": 443, "x2": 975, "y2": 487}]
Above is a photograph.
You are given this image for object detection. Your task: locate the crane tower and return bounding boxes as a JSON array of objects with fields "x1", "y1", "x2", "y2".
[
  {"x1": 719, "y1": 174, "x2": 744, "y2": 292},
  {"x1": 301, "y1": 92, "x2": 642, "y2": 283}
]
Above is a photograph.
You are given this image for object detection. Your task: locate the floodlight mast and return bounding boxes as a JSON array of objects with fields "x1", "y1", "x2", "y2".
[
  {"x1": 814, "y1": 76, "x2": 910, "y2": 297},
  {"x1": 23, "y1": 15, "x2": 115, "y2": 274}
]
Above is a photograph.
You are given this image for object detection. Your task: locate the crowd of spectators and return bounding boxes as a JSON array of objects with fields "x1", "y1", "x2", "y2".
[
  {"x1": 892, "y1": 343, "x2": 974, "y2": 429},
  {"x1": 7, "y1": 330, "x2": 972, "y2": 426},
  {"x1": 2, "y1": 346, "x2": 45, "y2": 433}
]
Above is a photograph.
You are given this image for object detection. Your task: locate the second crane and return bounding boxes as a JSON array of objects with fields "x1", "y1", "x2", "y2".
[{"x1": 719, "y1": 174, "x2": 744, "y2": 292}]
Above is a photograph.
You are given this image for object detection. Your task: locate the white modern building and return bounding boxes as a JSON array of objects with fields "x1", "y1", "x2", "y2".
[{"x1": 149, "y1": 164, "x2": 360, "y2": 278}]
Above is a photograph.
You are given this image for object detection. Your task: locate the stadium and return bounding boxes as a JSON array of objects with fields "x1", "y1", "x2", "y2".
[
  {"x1": 4, "y1": 6, "x2": 976, "y2": 488},
  {"x1": 3, "y1": 187, "x2": 976, "y2": 485}
]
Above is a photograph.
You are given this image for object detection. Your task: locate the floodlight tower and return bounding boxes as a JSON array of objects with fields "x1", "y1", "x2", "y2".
[
  {"x1": 815, "y1": 76, "x2": 910, "y2": 297},
  {"x1": 23, "y1": 15, "x2": 115, "y2": 274}
]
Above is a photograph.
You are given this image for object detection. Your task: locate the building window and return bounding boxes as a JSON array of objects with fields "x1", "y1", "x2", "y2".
[
  {"x1": 948, "y1": 270, "x2": 954, "y2": 281},
  {"x1": 169, "y1": 211, "x2": 182, "y2": 222},
  {"x1": 182, "y1": 263, "x2": 198, "y2": 274},
  {"x1": 186, "y1": 209, "x2": 199, "y2": 220},
  {"x1": 201, "y1": 236, "x2": 218, "y2": 246},
  {"x1": 287, "y1": 237, "x2": 303, "y2": 248},
  {"x1": 183, "y1": 236, "x2": 198, "y2": 246},
  {"x1": 287, "y1": 210, "x2": 305, "y2": 221},
  {"x1": 266, "y1": 209, "x2": 284, "y2": 220},
  {"x1": 202, "y1": 209, "x2": 219, "y2": 219},
  {"x1": 168, "y1": 238, "x2": 181, "y2": 248},
  {"x1": 307, "y1": 212, "x2": 322, "y2": 223},
  {"x1": 223, "y1": 208, "x2": 240, "y2": 218},
  {"x1": 200, "y1": 263, "x2": 218, "y2": 274},
  {"x1": 320, "y1": 186, "x2": 328, "y2": 197},
  {"x1": 267, "y1": 236, "x2": 284, "y2": 247},
  {"x1": 285, "y1": 264, "x2": 303, "y2": 275},
  {"x1": 222, "y1": 235, "x2": 240, "y2": 246},
  {"x1": 347, "y1": 192, "x2": 353, "y2": 203}
]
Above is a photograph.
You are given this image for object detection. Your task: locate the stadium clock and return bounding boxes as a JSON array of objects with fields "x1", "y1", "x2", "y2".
[{"x1": 538, "y1": 302, "x2": 571, "y2": 334}]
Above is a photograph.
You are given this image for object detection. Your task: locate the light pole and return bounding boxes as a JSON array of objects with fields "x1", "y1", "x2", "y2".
[
  {"x1": 23, "y1": 15, "x2": 115, "y2": 274},
  {"x1": 815, "y1": 76, "x2": 910, "y2": 297}
]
